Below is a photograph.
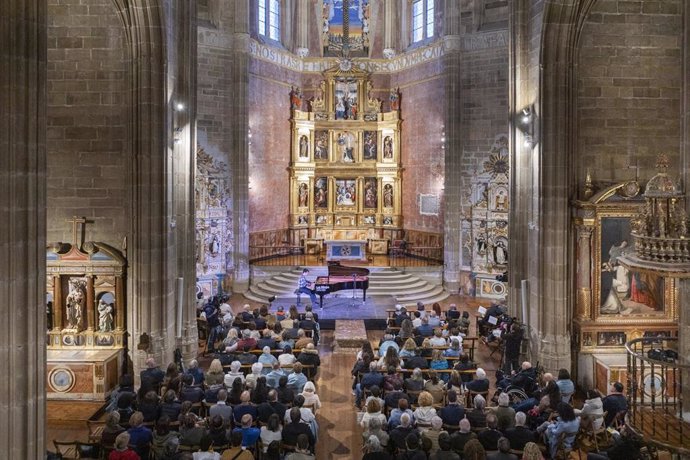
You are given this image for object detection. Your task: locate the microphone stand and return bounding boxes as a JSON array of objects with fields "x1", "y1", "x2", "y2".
[{"x1": 351, "y1": 273, "x2": 357, "y2": 308}]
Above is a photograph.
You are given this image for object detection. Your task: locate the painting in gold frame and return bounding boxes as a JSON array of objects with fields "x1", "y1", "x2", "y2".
[{"x1": 593, "y1": 212, "x2": 676, "y2": 323}]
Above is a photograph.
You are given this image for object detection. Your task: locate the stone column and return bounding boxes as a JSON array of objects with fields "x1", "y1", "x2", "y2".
[
  {"x1": 171, "y1": 0, "x2": 199, "y2": 362},
  {"x1": 229, "y1": 0, "x2": 251, "y2": 294},
  {"x1": 0, "y1": 0, "x2": 47, "y2": 457},
  {"x1": 442, "y1": 2, "x2": 463, "y2": 294},
  {"x1": 295, "y1": 0, "x2": 310, "y2": 57},
  {"x1": 382, "y1": 0, "x2": 397, "y2": 58}
]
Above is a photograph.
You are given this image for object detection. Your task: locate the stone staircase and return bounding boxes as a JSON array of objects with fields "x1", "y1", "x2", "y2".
[{"x1": 244, "y1": 267, "x2": 449, "y2": 307}]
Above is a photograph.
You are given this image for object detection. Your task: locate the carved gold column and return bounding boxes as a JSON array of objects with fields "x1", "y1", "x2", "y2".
[
  {"x1": 576, "y1": 225, "x2": 594, "y2": 319},
  {"x1": 53, "y1": 275, "x2": 63, "y2": 330},
  {"x1": 115, "y1": 276, "x2": 125, "y2": 331},
  {"x1": 86, "y1": 275, "x2": 95, "y2": 330}
]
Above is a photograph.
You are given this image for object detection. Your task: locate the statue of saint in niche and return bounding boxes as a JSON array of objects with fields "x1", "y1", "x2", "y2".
[
  {"x1": 98, "y1": 299, "x2": 114, "y2": 332},
  {"x1": 65, "y1": 280, "x2": 85, "y2": 330}
]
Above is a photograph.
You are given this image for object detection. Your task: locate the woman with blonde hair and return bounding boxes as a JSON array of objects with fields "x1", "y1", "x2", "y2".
[
  {"x1": 522, "y1": 441, "x2": 544, "y2": 460},
  {"x1": 399, "y1": 338, "x2": 417, "y2": 359},
  {"x1": 223, "y1": 328, "x2": 240, "y2": 353},
  {"x1": 413, "y1": 390, "x2": 437, "y2": 425},
  {"x1": 206, "y1": 358, "x2": 225, "y2": 386}
]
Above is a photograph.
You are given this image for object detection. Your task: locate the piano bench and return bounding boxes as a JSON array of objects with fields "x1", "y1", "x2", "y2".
[{"x1": 294, "y1": 289, "x2": 302, "y2": 304}]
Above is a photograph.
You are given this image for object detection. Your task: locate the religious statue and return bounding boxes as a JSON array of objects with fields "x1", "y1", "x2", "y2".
[
  {"x1": 383, "y1": 184, "x2": 394, "y2": 208},
  {"x1": 98, "y1": 298, "x2": 114, "y2": 332},
  {"x1": 383, "y1": 136, "x2": 393, "y2": 159},
  {"x1": 493, "y1": 241, "x2": 508, "y2": 265},
  {"x1": 65, "y1": 279, "x2": 85, "y2": 330},
  {"x1": 495, "y1": 191, "x2": 508, "y2": 211},
  {"x1": 389, "y1": 87, "x2": 400, "y2": 111},
  {"x1": 290, "y1": 86, "x2": 302, "y2": 110},
  {"x1": 298, "y1": 182, "x2": 309, "y2": 207},
  {"x1": 299, "y1": 135, "x2": 309, "y2": 158}
]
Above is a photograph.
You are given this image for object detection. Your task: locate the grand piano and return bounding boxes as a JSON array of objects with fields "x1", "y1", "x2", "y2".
[{"x1": 313, "y1": 261, "x2": 370, "y2": 308}]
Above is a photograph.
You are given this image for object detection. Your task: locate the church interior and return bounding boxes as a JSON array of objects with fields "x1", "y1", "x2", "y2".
[{"x1": 3, "y1": 0, "x2": 690, "y2": 458}]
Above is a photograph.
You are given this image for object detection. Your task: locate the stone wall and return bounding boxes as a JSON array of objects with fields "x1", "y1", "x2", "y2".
[
  {"x1": 394, "y1": 58, "x2": 445, "y2": 232},
  {"x1": 248, "y1": 60, "x2": 301, "y2": 233},
  {"x1": 577, "y1": 0, "x2": 683, "y2": 185},
  {"x1": 46, "y1": 0, "x2": 129, "y2": 245}
]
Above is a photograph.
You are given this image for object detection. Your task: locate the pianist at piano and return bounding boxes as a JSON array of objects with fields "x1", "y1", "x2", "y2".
[
  {"x1": 297, "y1": 268, "x2": 319, "y2": 306},
  {"x1": 313, "y1": 262, "x2": 370, "y2": 309}
]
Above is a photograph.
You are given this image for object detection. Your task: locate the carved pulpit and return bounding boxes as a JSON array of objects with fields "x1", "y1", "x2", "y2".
[{"x1": 45, "y1": 217, "x2": 126, "y2": 400}]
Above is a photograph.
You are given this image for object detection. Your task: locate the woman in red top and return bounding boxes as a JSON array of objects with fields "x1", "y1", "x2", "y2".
[{"x1": 109, "y1": 432, "x2": 140, "y2": 460}]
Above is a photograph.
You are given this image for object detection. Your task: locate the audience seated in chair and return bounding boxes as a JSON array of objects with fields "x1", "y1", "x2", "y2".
[{"x1": 108, "y1": 432, "x2": 139, "y2": 460}]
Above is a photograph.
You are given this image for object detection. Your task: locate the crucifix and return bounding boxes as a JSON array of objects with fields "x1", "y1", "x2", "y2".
[{"x1": 66, "y1": 216, "x2": 87, "y2": 248}]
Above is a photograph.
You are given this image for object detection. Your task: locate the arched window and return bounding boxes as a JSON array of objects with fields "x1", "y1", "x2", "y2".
[
  {"x1": 412, "y1": 0, "x2": 434, "y2": 43},
  {"x1": 258, "y1": 0, "x2": 280, "y2": 42}
]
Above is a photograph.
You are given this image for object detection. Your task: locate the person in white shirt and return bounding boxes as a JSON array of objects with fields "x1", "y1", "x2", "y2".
[{"x1": 428, "y1": 329, "x2": 447, "y2": 347}]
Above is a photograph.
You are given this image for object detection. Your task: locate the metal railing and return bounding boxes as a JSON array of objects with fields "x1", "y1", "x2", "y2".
[
  {"x1": 390, "y1": 245, "x2": 444, "y2": 267},
  {"x1": 249, "y1": 245, "x2": 312, "y2": 266},
  {"x1": 625, "y1": 336, "x2": 690, "y2": 453}
]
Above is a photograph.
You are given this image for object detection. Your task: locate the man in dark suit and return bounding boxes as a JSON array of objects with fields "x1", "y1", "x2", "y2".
[
  {"x1": 504, "y1": 411, "x2": 537, "y2": 451},
  {"x1": 356, "y1": 361, "x2": 384, "y2": 407},
  {"x1": 179, "y1": 374, "x2": 204, "y2": 404},
  {"x1": 439, "y1": 390, "x2": 465, "y2": 426},
  {"x1": 282, "y1": 407, "x2": 315, "y2": 450},
  {"x1": 603, "y1": 382, "x2": 628, "y2": 427},
  {"x1": 257, "y1": 389, "x2": 287, "y2": 424},
  {"x1": 478, "y1": 413, "x2": 503, "y2": 451},
  {"x1": 140, "y1": 358, "x2": 165, "y2": 389},
  {"x1": 389, "y1": 413, "x2": 417, "y2": 453},
  {"x1": 450, "y1": 419, "x2": 477, "y2": 454}
]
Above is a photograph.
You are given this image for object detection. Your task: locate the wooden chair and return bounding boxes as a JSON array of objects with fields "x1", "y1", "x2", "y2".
[
  {"x1": 86, "y1": 419, "x2": 105, "y2": 443},
  {"x1": 75, "y1": 441, "x2": 101, "y2": 459},
  {"x1": 466, "y1": 390, "x2": 489, "y2": 408},
  {"x1": 576, "y1": 412, "x2": 609, "y2": 453},
  {"x1": 52, "y1": 440, "x2": 79, "y2": 459}
]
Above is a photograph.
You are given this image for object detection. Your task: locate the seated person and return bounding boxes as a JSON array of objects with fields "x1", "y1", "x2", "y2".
[
  {"x1": 231, "y1": 413, "x2": 261, "y2": 448},
  {"x1": 538, "y1": 402, "x2": 580, "y2": 459},
  {"x1": 465, "y1": 367, "x2": 489, "y2": 392},
  {"x1": 497, "y1": 361, "x2": 537, "y2": 393},
  {"x1": 179, "y1": 374, "x2": 204, "y2": 404},
  {"x1": 602, "y1": 382, "x2": 628, "y2": 427},
  {"x1": 439, "y1": 390, "x2": 465, "y2": 427},
  {"x1": 415, "y1": 317, "x2": 434, "y2": 337},
  {"x1": 282, "y1": 407, "x2": 315, "y2": 451},
  {"x1": 466, "y1": 394, "x2": 488, "y2": 429},
  {"x1": 503, "y1": 411, "x2": 537, "y2": 451},
  {"x1": 477, "y1": 413, "x2": 502, "y2": 451}
]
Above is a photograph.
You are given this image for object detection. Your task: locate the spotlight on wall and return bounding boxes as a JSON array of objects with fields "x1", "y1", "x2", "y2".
[
  {"x1": 175, "y1": 102, "x2": 185, "y2": 111},
  {"x1": 517, "y1": 104, "x2": 537, "y2": 148}
]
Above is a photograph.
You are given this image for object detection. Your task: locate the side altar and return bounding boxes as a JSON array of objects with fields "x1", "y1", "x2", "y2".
[{"x1": 46, "y1": 217, "x2": 126, "y2": 401}]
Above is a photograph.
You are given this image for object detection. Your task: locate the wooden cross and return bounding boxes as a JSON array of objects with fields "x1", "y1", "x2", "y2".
[{"x1": 66, "y1": 216, "x2": 87, "y2": 247}]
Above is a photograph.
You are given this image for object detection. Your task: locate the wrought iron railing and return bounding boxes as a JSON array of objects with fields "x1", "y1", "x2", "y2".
[
  {"x1": 249, "y1": 245, "x2": 311, "y2": 266},
  {"x1": 625, "y1": 336, "x2": 690, "y2": 453}
]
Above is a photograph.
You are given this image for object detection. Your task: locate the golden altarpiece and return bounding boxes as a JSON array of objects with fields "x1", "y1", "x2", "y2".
[
  {"x1": 288, "y1": 64, "x2": 403, "y2": 257},
  {"x1": 45, "y1": 217, "x2": 126, "y2": 400},
  {"x1": 572, "y1": 178, "x2": 679, "y2": 393}
]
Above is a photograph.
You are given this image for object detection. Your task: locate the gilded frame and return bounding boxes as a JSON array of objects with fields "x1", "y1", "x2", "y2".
[{"x1": 593, "y1": 211, "x2": 677, "y2": 324}]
